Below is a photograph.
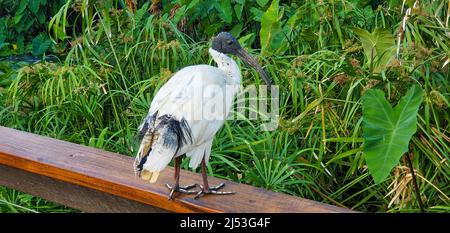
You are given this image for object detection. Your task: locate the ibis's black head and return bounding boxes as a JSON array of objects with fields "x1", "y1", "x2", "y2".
[
  {"x1": 211, "y1": 32, "x2": 242, "y2": 55},
  {"x1": 211, "y1": 32, "x2": 272, "y2": 86}
]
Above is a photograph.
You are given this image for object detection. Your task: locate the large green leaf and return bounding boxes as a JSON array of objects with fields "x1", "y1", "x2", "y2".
[
  {"x1": 260, "y1": 0, "x2": 287, "y2": 56},
  {"x1": 29, "y1": 0, "x2": 42, "y2": 14},
  {"x1": 214, "y1": 0, "x2": 233, "y2": 24},
  {"x1": 354, "y1": 28, "x2": 395, "y2": 73},
  {"x1": 250, "y1": 7, "x2": 264, "y2": 21},
  {"x1": 362, "y1": 85, "x2": 423, "y2": 184},
  {"x1": 234, "y1": 0, "x2": 245, "y2": 20},
  {"x1": 256, "y1": 0, "x2": 270, "y2": 7},
  {"x1": 32, "y1": 33, "x2": 52, "y2": 56},
  {"x1": 14, "y1": 0, "x2": 29, "y2": 24}
]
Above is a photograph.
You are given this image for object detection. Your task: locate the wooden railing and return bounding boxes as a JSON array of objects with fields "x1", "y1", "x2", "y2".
[{"x1": 0, "y1": 126, "x2": 354, "y2": 213}]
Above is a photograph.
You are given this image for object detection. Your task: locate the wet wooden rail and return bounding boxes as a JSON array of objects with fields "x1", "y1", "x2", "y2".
[{"x1": 0, "y1": 126, "x2": 354, "y2": 213}]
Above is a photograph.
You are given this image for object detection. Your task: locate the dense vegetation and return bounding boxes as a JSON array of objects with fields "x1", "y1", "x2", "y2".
[{"x1": 0, "y1": 0, "x2": 449, "y2": 213}]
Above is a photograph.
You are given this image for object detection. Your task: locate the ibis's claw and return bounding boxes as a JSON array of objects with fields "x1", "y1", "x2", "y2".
[
  {"x1": 165, "y1": 183, "x2": 198, "y2": 200},
  {"x1": 194, "y1": 183, "x2": 235, "y2": 199}
]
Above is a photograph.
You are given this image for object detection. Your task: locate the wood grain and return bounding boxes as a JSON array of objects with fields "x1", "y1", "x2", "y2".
[
  {"x1": 0, "y1": 126, "x2": 355, "y2": 213},
  {"x1": 0, "y1": 164, "x2": 167, "y2": 212}
]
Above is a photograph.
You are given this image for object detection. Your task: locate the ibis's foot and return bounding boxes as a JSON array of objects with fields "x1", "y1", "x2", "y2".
[
  {"x1": 194, "y1": 183, "x2": 235, "y2": 199},
  {"x1": 165, "y1": 183, "x2": 197, "y2": 200}
]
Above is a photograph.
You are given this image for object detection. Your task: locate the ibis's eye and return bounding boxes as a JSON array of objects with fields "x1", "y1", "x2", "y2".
[{"x1": 226, "y1": 40, "x2": 233, "y2": 45}]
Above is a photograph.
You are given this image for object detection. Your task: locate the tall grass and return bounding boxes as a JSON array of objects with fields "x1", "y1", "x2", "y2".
[{"x1": 0, "y1": 0, "x2": 449, "y2": 212}]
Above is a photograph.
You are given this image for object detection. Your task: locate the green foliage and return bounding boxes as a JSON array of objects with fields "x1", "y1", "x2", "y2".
[
  {"x1": 245, "y1": 156, "x2": 299, "y2": 192},
  {"x1": 31, "y1": 33, "x2": 52, "y2": 56},
  {"x1": 354, "y1": 28, "x2": 396, "y2": 73},
  {"x1": 363, "y1": 85, "x2": 424, "y2": 184},
  {"x1": 260, "y1": 0, "x2": 286, "y2": 56},
  {"x1": 260, "y1": 0, "x2": 303, "y2": 56},
  {"x1": 256, "y1": 0, "x2": 270, "y2": 7},
  {"x1": 0, "y1": 0, "x2": 65, "y2": 56},
  {"x1": 215, "y1": 0, "x2": 233, "y2": 24},
  {"x1": 0, "y1": 186, "x2": 77, "y2": 213},
  {"x1": 164, "y1": 0, "x2": 300, "y2": 42}
]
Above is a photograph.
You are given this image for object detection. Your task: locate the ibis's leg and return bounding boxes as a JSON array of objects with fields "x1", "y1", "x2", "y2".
[
  {"x1": 165, "y1": 156, "x2": 197, "y2": 200},
  {"x1": 194, "y1": 157, "x2": 235, "y2": 199}
]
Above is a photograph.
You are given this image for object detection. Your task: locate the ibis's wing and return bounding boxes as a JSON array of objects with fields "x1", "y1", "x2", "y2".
[
  {"x1": 136, "y1": 65, "x2": 236, "y2": 179},
  {"x1": 148, "y1": 65, "x2": 226, "y2": 116},
  {"x1": 149, "y1": 64, "x2": 233, "y2": 136}
]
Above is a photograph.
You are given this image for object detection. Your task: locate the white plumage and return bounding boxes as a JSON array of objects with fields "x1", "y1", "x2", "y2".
[
  {"x1": 134, "y1": 32, "x2": 271, "y2": 199},
  {"x1": 135, "y1": 48, "x2": 241, "y2": 182}
]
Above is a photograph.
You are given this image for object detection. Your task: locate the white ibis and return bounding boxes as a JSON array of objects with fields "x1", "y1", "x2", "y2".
[{"x1": 134, "y1": 32, "x2": 272, "y2": 199}]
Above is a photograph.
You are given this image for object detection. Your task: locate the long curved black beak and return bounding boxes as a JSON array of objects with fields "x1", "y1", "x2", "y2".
[{"x1": 235, "y1": 48, "x2": 272, "y2": 86}]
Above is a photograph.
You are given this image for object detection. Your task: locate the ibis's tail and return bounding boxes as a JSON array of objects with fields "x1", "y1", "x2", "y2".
[
  {"x1": 140, "y1": 168, "x2": 160, "y2": 183},
  {"x1": 134, "y1": 112, "x2": 192, "y2": 183},
  {"x1": 134, "y1": 113, "x2": 157, "y2": 181}
]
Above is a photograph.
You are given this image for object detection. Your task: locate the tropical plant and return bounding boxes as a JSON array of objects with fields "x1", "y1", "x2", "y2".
[
  {"x1": 354, "y1": 28, "x2": 396, "y2": 73},
  {"x1": 0, "y1": 0, "x2": 66, "y2": 56},
  {"x1": 362, "y1": 85, "x2": 424, "y2": 184}
]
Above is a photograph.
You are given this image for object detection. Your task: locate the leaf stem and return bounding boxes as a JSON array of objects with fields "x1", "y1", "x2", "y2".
[{"x1": 405, "y1": 148, "x2": 426, "y2": 213}]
